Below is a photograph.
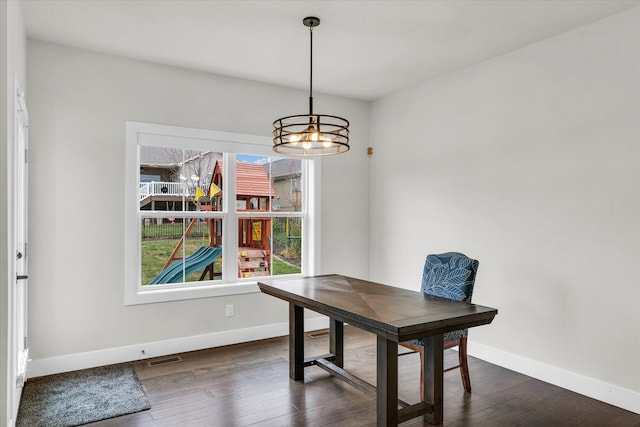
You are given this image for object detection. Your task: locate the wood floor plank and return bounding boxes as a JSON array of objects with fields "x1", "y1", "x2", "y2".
[{"x1": 82, "y1": 326, "x2": 639, "y2": 426}]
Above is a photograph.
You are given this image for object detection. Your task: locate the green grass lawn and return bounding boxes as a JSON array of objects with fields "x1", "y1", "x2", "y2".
[
  {"x1": 141, "y1": 239, "x2": 300, "y2": 285},
  {"x1": 271, "y1": 256, "x2": 301, "y2": 275}
]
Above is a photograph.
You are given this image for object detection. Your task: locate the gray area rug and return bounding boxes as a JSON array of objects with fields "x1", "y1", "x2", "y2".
[{"x1": 16, "y1": 362, "x2": 151, "y2": 427}]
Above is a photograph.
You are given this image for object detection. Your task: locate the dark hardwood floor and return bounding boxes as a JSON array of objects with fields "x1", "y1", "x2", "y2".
[{"x1": 88, "y1": 326, "x2": 640, "y2": 426}]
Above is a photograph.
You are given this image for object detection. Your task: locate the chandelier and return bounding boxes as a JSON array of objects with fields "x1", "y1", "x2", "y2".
[{"x1": 272, "y1": 17, "x2": 350, "y2": 156}]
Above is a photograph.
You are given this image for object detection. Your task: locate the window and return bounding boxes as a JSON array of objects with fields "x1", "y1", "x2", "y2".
[{"x1": 125, "y1": 122, "x2": 320, "y2": 305}]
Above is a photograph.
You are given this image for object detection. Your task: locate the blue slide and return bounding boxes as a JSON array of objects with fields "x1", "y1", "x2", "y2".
[{"x1": 148, "y1": 246, "x2": 222, "y2": 285}]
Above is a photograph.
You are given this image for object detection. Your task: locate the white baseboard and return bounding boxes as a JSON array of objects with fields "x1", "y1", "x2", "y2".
[
  {"x1": 27, "y1": 316, "x2": 329, "y2": 379},
  {"x1": 467, "y1": 340, "x2": 640, "y2": 415},
  {"x1": 27, "y1": 322, "x2": 639, "y2": 416}
]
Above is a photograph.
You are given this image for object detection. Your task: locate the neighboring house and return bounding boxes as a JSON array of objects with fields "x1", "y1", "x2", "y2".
[
  {"x1": 268, "y1": 158, "x2": 302, "y2": 212},
  {"x1": 139, "y1": 146, "x2": 220, "y2": 211}
]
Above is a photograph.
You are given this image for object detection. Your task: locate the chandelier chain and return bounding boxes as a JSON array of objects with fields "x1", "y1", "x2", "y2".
[{"x1": 309, "y1": 24, "x2": 313, "y2": 116}]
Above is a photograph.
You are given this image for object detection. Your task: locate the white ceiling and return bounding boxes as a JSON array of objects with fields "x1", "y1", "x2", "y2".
[{"x1": 20, "y1": 0, "x2": 640, "y2": 101}]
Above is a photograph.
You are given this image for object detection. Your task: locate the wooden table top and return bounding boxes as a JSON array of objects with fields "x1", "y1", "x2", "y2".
[{"x1": 258, "y1": 274, "x2": 498, "y2": 342}]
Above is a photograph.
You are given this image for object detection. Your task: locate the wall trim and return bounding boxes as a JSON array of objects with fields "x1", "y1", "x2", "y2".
[
  {"x1": 27, "y1": 316, "x2": 329, "y2": 379},
  {"x1": 468, "y1": 340, "x2": 640, "y2": 415}
]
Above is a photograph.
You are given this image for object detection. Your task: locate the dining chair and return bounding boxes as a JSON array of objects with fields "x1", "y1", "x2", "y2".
[{"x1": 399, "y1": 252, "x2": 479, "y2": 398}]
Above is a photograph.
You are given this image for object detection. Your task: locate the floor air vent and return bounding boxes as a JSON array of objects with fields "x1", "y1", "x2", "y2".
[{"x1": 147, "y1": 356, "x2": 182, "y2": 366}]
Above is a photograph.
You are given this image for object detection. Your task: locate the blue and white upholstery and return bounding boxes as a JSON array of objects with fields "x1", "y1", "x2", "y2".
[
  {"x1": 400, "y1": 251, "x2": 479, "y2": 395},
  {"x1": 412, "y1": 252, "x2": 479, "y2": 344}
]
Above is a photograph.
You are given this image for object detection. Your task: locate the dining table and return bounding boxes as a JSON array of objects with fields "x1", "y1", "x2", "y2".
[{"x1": 258, "y1": 274, "x2": 498, "y2": 426}]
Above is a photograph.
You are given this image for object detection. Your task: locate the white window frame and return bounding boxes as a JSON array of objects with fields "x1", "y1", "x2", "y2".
[{"x1": 124, "y1": 121, "x2": 321, "y2": 305}]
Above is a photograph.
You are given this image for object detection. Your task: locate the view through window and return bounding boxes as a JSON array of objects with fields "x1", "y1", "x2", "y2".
[{"x1": 139, "y1": 149, "x2": 304, "y2": 285}]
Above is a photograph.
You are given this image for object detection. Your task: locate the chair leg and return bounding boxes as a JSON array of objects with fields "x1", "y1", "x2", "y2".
[
  {"x1": 399, "y1": 341, "x2": 426, "y2": 401},
  {"x1": 411, "y1": 338, "x2": 470, "y2": 399},
  {"x1": 458, "y1": 338, "x2": 471, "y2": 392},
  {"x1": 418, "y1": 346, "x2": 424, "y2": 402}
]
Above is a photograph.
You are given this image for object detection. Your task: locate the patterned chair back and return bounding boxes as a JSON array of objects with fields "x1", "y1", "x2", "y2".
[{"x1": 421, "y1": 252, "x2": 479, "y2": 303}]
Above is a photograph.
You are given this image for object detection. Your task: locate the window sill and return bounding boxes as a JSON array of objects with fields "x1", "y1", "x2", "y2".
[{"x1": 125, "y1": 281, "x2": 261, "y2": 305}]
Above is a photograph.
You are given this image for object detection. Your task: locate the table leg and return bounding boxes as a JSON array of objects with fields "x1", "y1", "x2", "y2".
[
  {"x1": 329, "y1": 318, "x2": 344, "y2": 368},
  {"x1": 376, "y1": 335, "x2": 398, "y2": 426},
  {"x1": 289, "y1": 303, "x2": 304, "y2": 381},
  {"x1": 423, "y1": 334, "x2": 444, "y2": 424}
]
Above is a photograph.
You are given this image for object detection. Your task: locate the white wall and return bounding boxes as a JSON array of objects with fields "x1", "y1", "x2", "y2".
[
  {"x1": 370, "y1": 6, "x2": 639, "y2": 405},
  {"x1": 25, "y1": 41, "x2": 369, "y2": 365},
  {"x1": 1, "y1": 1, "x2": 27, "y2": 425}
]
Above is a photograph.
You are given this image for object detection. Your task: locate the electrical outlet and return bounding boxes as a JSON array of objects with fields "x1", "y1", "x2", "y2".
[{"x1": 226, "y1": 304, "x2": 234, "y2": 317}]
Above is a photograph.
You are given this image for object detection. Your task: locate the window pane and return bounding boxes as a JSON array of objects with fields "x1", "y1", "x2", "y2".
[
  {"x1": 235, "y1": 154, "x2": 273, "y2": 213},
  {"x1": 271, "y1": 217, "x2": 302, "y2": 276},
  {"x1": 237, "y1": 216, "x2": 303, "y2": 279},
  {"x1": 139, "y1": 146, "x2": 221, "y2": 212},
  {"x1": 234, "y1": 154, "x2": 303, "y2": 213},
  {"x1": 238, "y1": 218, "x2": 271, "y2": 278},
  {"x1": 141, "y1": 216, "x2": 223, "y2": 285},
  {"x1": 266, "y1": 158, "x2": 303, "y2": 213}
]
